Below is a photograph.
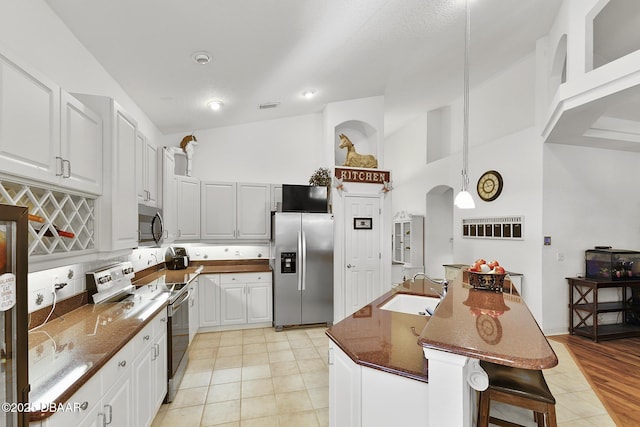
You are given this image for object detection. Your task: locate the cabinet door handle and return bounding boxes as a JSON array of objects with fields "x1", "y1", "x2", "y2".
[
  {"x1": 143, "y1": 334, "x2": 150, "y2": 341},
  {"x1": 55, "y1": 156, "x2": 64, "y2": 176},
  {"x1": 118, "y1": 360, "x2": 127, "y2": 368},
  {"x1": 104, "y1": 404, "x2": 113, "y2": 425},
  {"x1": 80, "y1": 401, "x2": 89, "y2": 410},
  {"x1": 63, "y1": 159, "x2": 71, "y2": 178}
]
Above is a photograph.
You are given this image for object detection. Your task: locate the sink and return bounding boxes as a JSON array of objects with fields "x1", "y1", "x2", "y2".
[{"x1": 379, "y1": 293, "x2": 441, "y2": 316}]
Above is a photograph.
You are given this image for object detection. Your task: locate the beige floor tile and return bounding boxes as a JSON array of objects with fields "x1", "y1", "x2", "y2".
[
  {"x1": 293, "y1": 346, "x2": 320, "y2": 360},
  {"x1": 275, "y1": 390, "x2": 313, "y2": 414},
  {"x1": 201, "y1": 400, "x2": 241, "y2": 426},
  {"x1": 297, "y1": 358, "x2": 326, "y2": 373},
  {"x1": 243, "y1": 328, "x2": 266, "y2": 337},
  {"x1": 264, "y1": 331, "x2": 289, "y2": 343},
  {"x1": 180, "y1": 371, "x2": 212, "y2": 389},
  {"x1": 285, "y1": 329, "x2": 311, "y2": 339},
  {"x1": 189, "y1": 347, "x2": 218, "y2": 360},
  {"x1": 272, "y1": 373, "x2": 306, "y2": 393},
  {"x1": 207, "y1": 381, "x2": 241, "y2": 403},
  {"x1": 219, "y1": 335, "x2": 244, "y2": 347},
  {"x1": 242, "y1": 352, "x2": 270, "y2": 366},
  {"x1": 242, "y1": 364, "x2": 272, "y2": 380},
  {"x1": 159, "y1": 405, "x2": 204, "y2": 427},
  {"x1": 242, "y1": 378, "x2": 275, "y2": 398},
  {"x1": 270, "y1": 360, "x2": 300, "y2": 377},
  {"x1": 307, "y1": 387, "x2": 329, "y2": 409},
  {"x1": 185, "y1": 358, "x2": 215, "y2": 374},
  {"x1": 268, "y1": 350, "x2": 295, "y2": 363},
  {"x1": 241, "y1": 395, "x2": 278, "y2": 419},
  {"x1": 167, "y1": 386, "x2": 208, "y2": 409},
  {"x1": 302, "y1": 370, "x2": 329, "y2": 389},
  {"x1": 211, "y1": 367, "x2": 242, "y2": 385},
  {"x1": 279, "y1": 409, "x2": 320, "y2": 427},
  {"x1": 215, "y1": 355, "x2": 243, "y2": 369},
  {"x1": 266, "y1": 341, "x2": 291, "y2": 352},
  {"x1": 217, "y1": 345, "x2": 244, "y2": 357},
  {"x1": 243, "y1": 343, "x2": 267, "y2": 354},
  {"x1": 316, "y1": 408, "x2": 329, "y2": 427},
  {"x1": 243, "y1": 334, "x2": 266, "y2": 344},
  {"x1": 305, "y1": 328, "x2": 328, "y2": 338},
  {"x1": 240, "y1": 415, "x2": 280, "y2": 427},
  {"x1": 289, "y1": 337, "x2": 314, "y2": 349}
]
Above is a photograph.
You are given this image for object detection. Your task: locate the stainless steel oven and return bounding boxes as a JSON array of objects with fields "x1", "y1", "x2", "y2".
[{"x1": 166, "y1": 283, "x2": 190, "y2": 403}]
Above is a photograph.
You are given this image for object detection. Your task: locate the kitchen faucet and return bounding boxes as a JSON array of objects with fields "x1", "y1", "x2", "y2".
[{"x1": 412, "y1": 272, "x2": 448, "y2": 299}]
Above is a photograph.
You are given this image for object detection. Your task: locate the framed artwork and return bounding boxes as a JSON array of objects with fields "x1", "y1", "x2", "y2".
[{"x1": 353, "y1": 217, "x2": 372, "y2": 230}]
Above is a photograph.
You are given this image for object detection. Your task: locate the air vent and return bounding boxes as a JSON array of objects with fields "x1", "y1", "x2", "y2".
[{"x1": 259, "y1": 102, "x2": 280, "y2": 109}]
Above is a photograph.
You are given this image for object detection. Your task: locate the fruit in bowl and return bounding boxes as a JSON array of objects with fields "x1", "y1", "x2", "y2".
[{"x1": 467, "y1": 259, "x2": 507, "y2": 291}]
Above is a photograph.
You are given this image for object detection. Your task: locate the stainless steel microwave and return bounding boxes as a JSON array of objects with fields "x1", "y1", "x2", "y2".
[{"x1": 138, "y1": 204, "x2": 164, "y2": 246}]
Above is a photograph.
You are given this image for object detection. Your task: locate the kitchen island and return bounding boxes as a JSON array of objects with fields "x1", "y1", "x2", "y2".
[{"x1": 326, "y1": 272, "x2": 557, "y2": 427}]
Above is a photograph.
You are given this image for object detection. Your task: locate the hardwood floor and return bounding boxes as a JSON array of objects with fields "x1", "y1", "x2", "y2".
[{"x1": 550, "y1": 335, "x2": 640, "y2": 427}]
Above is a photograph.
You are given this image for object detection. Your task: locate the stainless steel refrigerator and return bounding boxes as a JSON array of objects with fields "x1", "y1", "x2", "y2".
[{"x1": 273, "y1": 212, "x2": 333, "y2": 331}]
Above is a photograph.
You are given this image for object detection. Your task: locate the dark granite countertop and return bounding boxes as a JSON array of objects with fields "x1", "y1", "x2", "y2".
[
  {"x1": 327, "y1": 272, "x2": 557, "y2": 384},
  {"x1": 418, "y1": 271, "x2": 557, "y2": 369},
  {"x1": 28, "y1": 297, "x2": 168, "y2": 421}
]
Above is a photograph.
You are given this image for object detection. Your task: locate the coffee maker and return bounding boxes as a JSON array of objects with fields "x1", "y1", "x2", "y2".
[{"x1": 164, "y1": 246, "x2": 189, "y2": 270}]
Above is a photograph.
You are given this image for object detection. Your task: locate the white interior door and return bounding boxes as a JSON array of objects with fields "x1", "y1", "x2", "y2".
[{"x1": 344, "y1": 195, "x2": 382, "y2": 317}]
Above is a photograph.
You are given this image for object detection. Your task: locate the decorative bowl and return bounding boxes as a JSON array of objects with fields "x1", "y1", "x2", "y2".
[{"x1": 467, "y1": 270, "x2": 506, "y2": 292}]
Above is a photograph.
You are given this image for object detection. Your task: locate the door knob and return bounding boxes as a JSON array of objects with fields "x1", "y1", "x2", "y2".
[{"x1": 347, "y1": 264, "x2": 356, "y2": 268}]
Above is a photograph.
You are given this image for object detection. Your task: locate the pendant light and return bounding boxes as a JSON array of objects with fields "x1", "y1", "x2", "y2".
[{"x1": 454, "y1": 0, "x2": 476, "y2": 209}]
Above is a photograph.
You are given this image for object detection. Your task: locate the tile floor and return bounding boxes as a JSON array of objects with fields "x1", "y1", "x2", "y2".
[{"x1": 151, "y1": 328, "x2": 614, "y2": 427}]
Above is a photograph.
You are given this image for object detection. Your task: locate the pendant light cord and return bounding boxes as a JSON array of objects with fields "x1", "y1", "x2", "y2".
[{"x1": 461, "y1": 0, "x2": 471, "y2": 191}]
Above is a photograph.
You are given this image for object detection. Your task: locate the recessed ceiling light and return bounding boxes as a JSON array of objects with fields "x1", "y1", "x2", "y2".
[
  {"x1": 192, "y1": 51, "x2": 212, "y2": 65},
  {"x1": 302, "y1": 90, "x2": 316, "y2": 99},
  {"x1": 207, "y1": 100, "x2": 224, "y2": 111}
]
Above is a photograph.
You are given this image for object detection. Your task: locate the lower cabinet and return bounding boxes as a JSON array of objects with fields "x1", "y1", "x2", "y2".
[
  {"x1": 188, "y1": 277, "x2": 199, "y2": 344},
  {"x1": 35, "y1": 310, "x2": 167, "y2": 427},
  {"x1": 220, "y1": 273, "x2": 272, "y2": 326},
  {"x1": 199, "y1": 273, "x2": 272, "y2": 330},
  {"x1": 328, "y1": 341, "x2": 429, "y2": 427}
]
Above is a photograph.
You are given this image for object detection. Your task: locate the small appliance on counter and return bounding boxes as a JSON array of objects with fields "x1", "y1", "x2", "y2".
[{"x1": 165, "y1": 246, "x2": 189, "y2": 270}]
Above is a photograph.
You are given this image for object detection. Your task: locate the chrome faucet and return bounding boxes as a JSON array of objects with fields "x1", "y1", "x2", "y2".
[{"x1": 412, "y1": 273, "x2": 448, "y2": 299}]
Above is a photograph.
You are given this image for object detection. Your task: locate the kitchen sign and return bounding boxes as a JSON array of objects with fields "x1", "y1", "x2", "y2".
[{"x1": 334, "y1": 167, "x2": 390, "y2": 184}]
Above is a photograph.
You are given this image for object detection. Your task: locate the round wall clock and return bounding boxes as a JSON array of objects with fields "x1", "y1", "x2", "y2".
[{"x1": 476, "y1": 170, "x2": 503, "y2": 202}]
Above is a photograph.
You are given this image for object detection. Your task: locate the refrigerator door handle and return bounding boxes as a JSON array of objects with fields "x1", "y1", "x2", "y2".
[
  {"x1": 301, "y1": 230, "x2": 307, "y2": 290},
  {"x1": 297, "y1": 230, "x2": 303, "y2": 291}
]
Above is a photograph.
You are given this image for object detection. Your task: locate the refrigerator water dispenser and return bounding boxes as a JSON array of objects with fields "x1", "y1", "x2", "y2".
[{"x1": 281, "y1": 252, "x2": 297, "y2": 273}]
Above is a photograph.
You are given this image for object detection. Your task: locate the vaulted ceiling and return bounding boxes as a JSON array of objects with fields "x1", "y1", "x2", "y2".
[{"x1": 45, "y1": 0, "x2": 563, "y2": 136}]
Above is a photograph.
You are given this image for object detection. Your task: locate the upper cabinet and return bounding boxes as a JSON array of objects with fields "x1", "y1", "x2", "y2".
[
  {"x1": 136, "y1": 131, "x2": 158, "y2": 207},
  {"x1": 176, "y1": 175, "x2": 201, "y2": 241},
  {"x1": 74, "y1": 94, "x2": 138, "y2": 252},
  {"x1": 0, "y1": 49, "x2": 102, "y2": 195},
  {"x1": 201, "y1": 182, "x2": 271, "y2": 240},
  {"x1": 161, "y1": 147, "x2": 178, "y2": 243}
]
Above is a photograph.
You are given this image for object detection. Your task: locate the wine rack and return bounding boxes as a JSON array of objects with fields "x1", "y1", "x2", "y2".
[{"x1": 0, "y1": 180, "x2": 95, "y2": 256}]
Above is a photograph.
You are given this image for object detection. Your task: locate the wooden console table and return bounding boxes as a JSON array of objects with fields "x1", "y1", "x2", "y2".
[{"x1": 567, "y1": 277, "x2": 640, "y2": 342}]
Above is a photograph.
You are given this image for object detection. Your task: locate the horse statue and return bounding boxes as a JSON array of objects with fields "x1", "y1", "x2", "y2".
[
  {"x1": 180, "y1": 134, "x2": 198, "y2": 176},
  {"x1": 338, "y1": 134, "x2": 378, "y2": 169}
]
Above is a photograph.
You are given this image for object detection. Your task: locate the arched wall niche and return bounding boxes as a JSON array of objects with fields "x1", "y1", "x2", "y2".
[
  {"x1": 334, "y1": 120, "x2": 378, "y2": 167},
  {"x1": 549, "y1": 34, "x2": 567, "y2": 101}
]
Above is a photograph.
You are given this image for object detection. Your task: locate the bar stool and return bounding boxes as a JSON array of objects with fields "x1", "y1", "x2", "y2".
[{"x1": 477, "y1": 360, "x2": 557, "y2": 427}]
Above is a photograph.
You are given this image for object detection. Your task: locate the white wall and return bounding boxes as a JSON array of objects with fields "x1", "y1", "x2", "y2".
[
  {"x1": 163, "y1": 113, "x2": 325, "y2": 185},
  {"x1": 541, "y1": 143, "x2": 640, "y2": 334},
  {"x1": 0, "y1": 0, "x2": 162, "y2": 142}
]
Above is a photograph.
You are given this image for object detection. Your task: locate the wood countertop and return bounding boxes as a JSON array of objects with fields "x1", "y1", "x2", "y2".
[{"x1": 326, "y1": 273, "x2": 557, "y2": 384}]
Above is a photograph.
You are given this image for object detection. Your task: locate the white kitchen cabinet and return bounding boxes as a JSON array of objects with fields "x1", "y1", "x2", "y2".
[
  {"x1": 188, "y1": 277, "x2": 199, "y2": 344},
  {"x1": 199, "y1": 274, "x2": 220, "y2": 328},
  {"x1": 271, "y1": 184, "x2": 282, "y2": 211},
  {"x1": 161, "y1": 147, "x2": 177, "y2": 243},
  {"x1": 328, "y1": 341, "x2": 429, "y2": 427},
  {"x1": 0, "y1": 48, "x2": 103, "y2": 195},
  {"x1": 201, "y1": 181, "x2": 271, "y2": 240},
  {"x1": 176, "y1": 175, "x2": 200, "y2": 240},
  {"x1": 36, "y1": 311, "x2": 166, "y2": 427},
  {"x1": 73, "y1": 94, "x2": 138, "y2": 252},
  {"x1": 60, "y1": 91, "x2": 103, "y2": 195},
  {"x1": 220, "y1": 273, "x2": 272, "y2": 326},
  {"x1": 392, "y1": 211, "x2": 424, "y2": 268},
  {"x1": 136, "y1": 132, "x2": 158, "y2": 207}
]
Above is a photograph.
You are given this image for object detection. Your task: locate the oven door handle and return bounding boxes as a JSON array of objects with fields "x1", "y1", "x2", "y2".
[{"x1": 169, "y1": 289, "x2": 191, "y2": 317}]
